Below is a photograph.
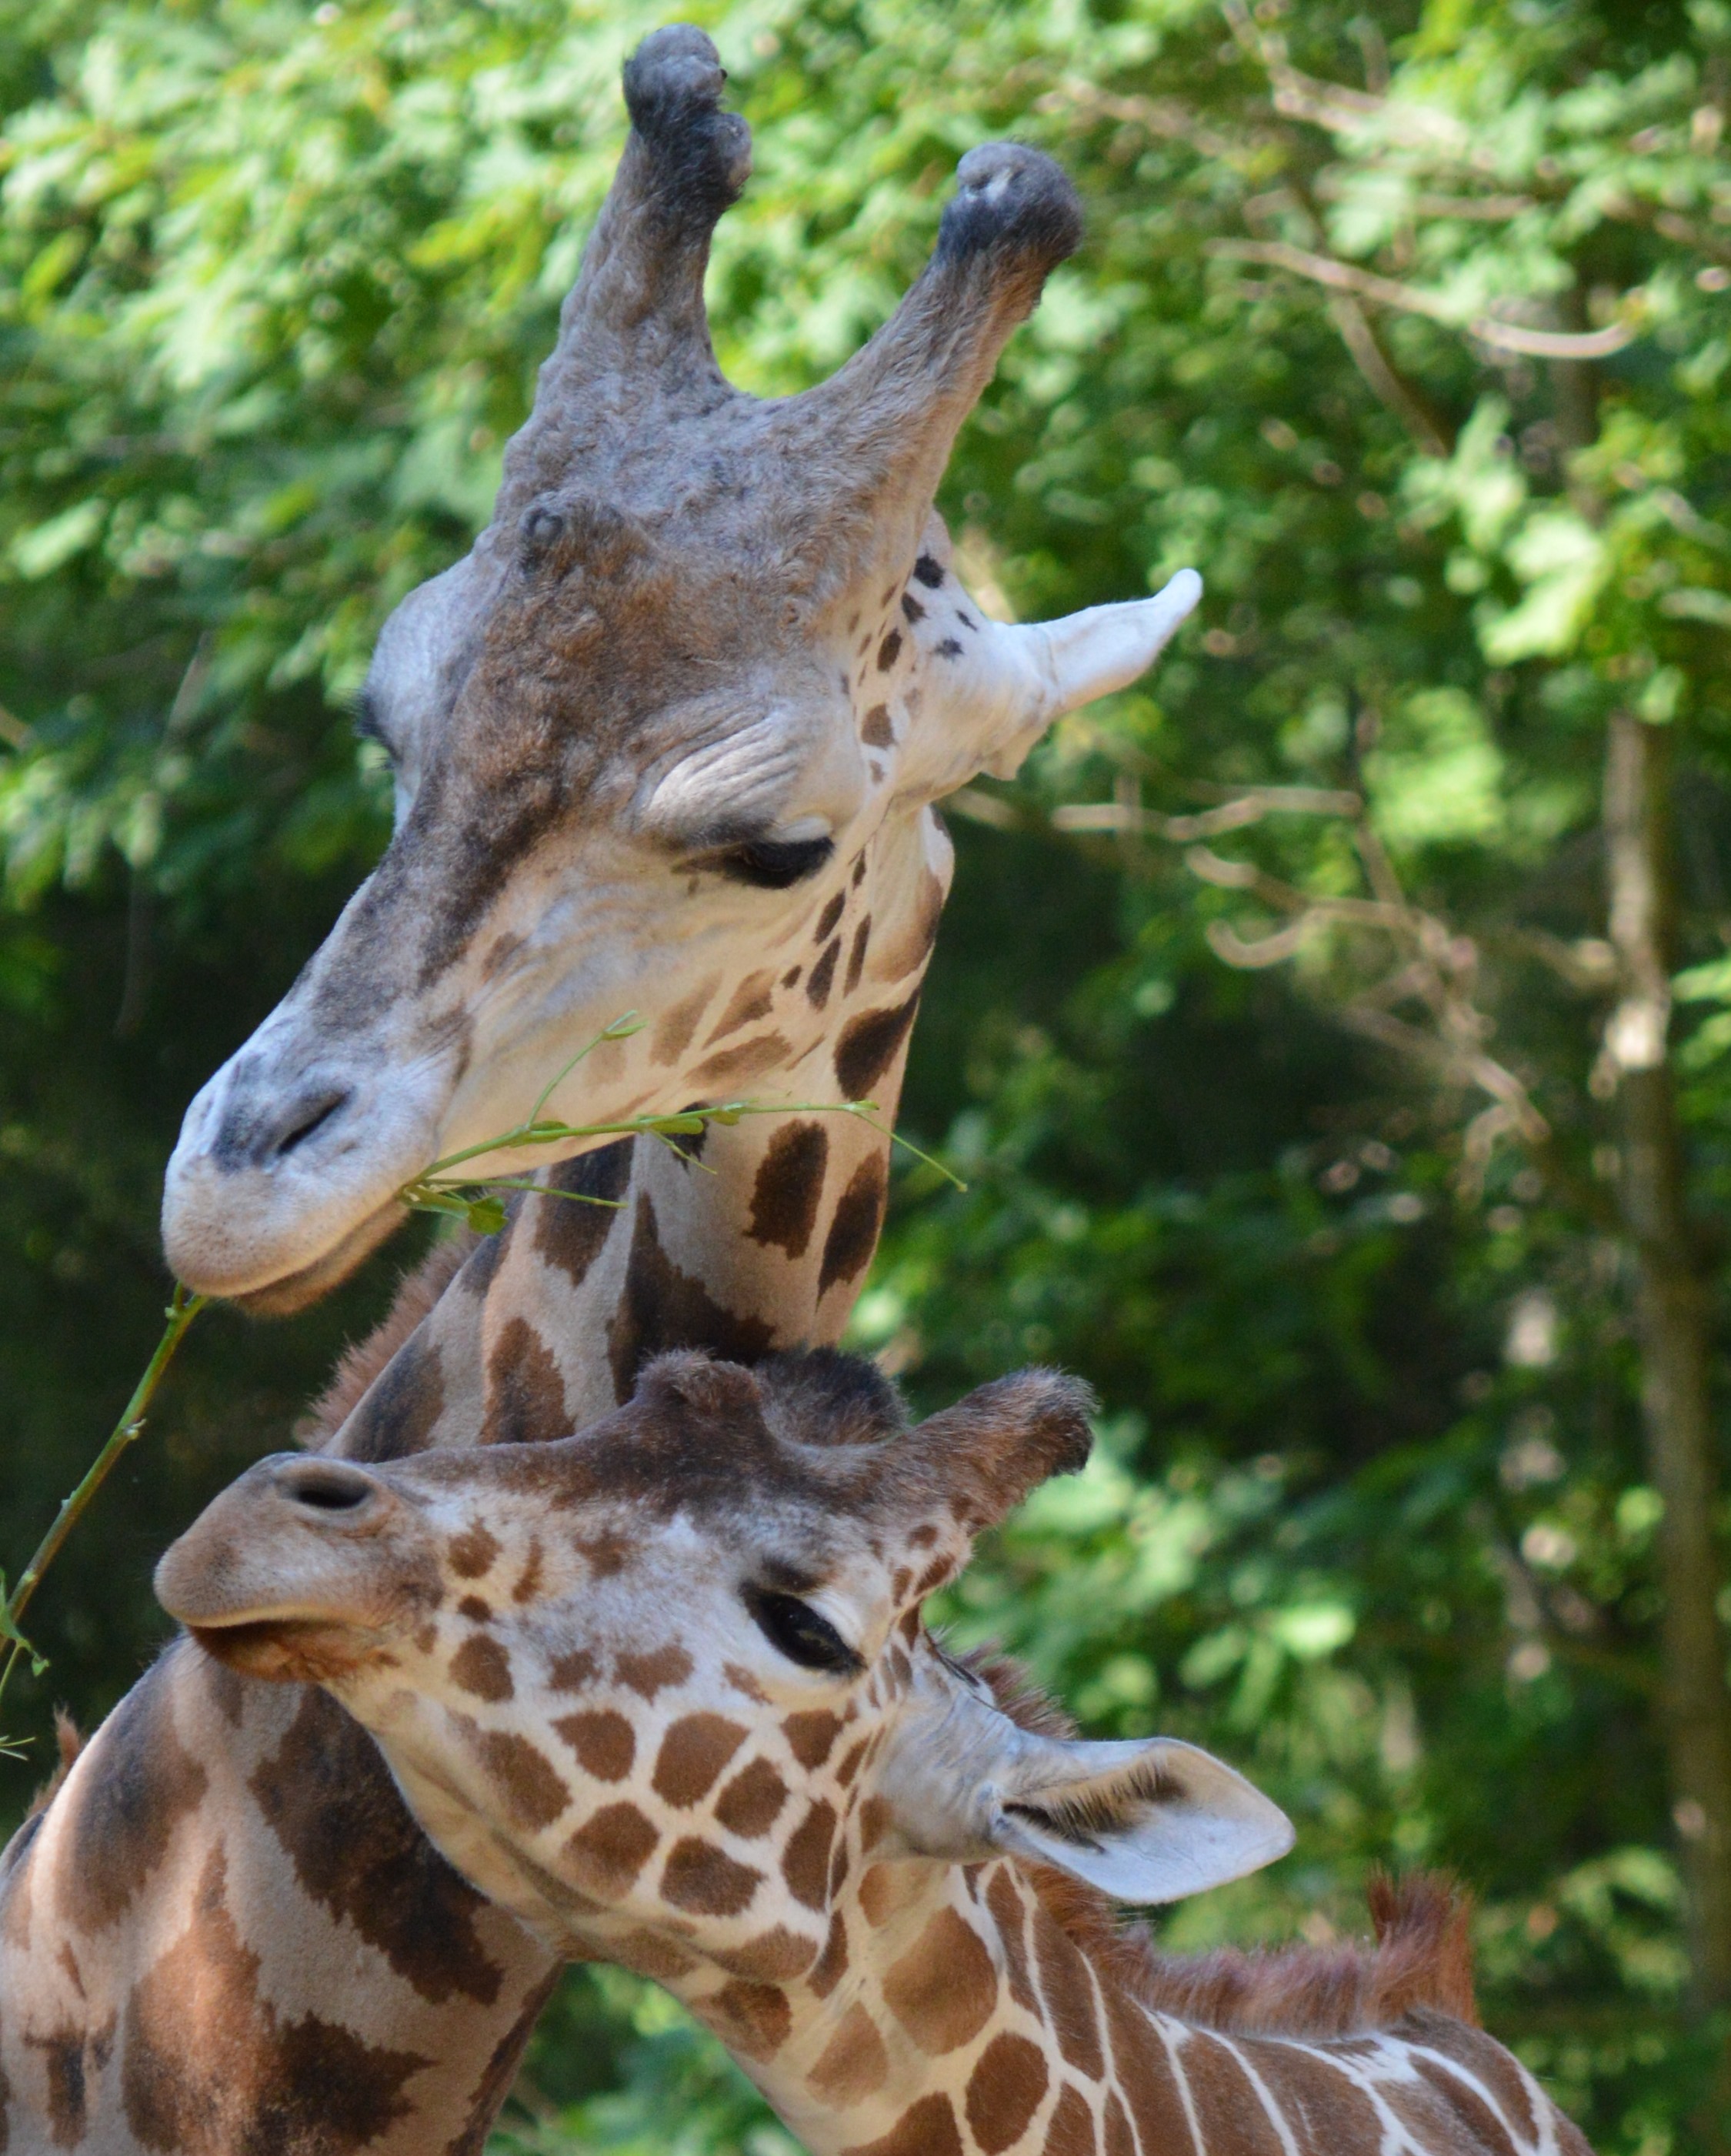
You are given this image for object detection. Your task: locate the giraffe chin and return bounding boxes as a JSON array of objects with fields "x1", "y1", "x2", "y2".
[
  {"x1": 186, "y1": 1617, "x2": 368, "y2": 1685},
  {"x1": 219, "y1": 1198, "x2": 411, "y2": 1317}
]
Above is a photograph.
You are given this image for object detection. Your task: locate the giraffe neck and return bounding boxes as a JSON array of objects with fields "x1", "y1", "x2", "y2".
[
  {"x1": 0, "y1": 876, "x2": 939, "y2": 2154},
  {"x1": 642, "y1": 1854, "x2": 1583, "y2": 2156},
  {"x1": 327, "y1": 806, "x2": 944, "y2": 1460}
]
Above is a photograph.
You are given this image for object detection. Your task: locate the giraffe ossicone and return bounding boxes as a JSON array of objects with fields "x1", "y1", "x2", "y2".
[
  {"x1": 159, "y1": 18, "x2": 1201, "y2": 1313},
  {"x1": 158, "y1": 1350, "x2": 1593, "y2": 2156}
]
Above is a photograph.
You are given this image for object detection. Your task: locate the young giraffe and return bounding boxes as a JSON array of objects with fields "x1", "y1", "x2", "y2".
[
  {"x1": 1, "y1": 32, "x2": 1199, "y2": 2151},
  {"x1": 158, "y1": 1348, "x2": 1596, "y2": 2156}
]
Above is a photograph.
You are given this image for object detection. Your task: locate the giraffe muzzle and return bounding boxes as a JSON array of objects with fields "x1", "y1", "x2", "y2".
[{"x1": 155, "y1": 1451, "x2": 415, "y2": 1679}]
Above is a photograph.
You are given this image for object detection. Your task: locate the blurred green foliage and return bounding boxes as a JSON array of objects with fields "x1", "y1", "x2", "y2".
[{"x1": 5, "y1": 0, "x2": 1731, "y2": 2148}]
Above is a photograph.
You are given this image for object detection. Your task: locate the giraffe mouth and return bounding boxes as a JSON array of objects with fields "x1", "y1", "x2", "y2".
[
  {"x1": 216, "y1": 1198, "x2": 410, "y2": 1317},
  {"x1": 186, "y1": 1614, "x2": 372, "y2": 1683}
]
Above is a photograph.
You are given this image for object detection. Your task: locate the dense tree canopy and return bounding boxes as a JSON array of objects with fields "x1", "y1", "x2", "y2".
[{"x1": 5, "y1": 0, "x2": 1731, "y2": 2148}]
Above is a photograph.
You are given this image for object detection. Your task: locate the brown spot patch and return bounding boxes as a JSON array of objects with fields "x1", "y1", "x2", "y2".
[
  {"x1": 882, "y1": 1908, "x2": 998, "y2": 2053},
  {"x1": 58, "y1": 1655, "x2": 206, "y2": 1934},
  {"x1": 859, "y1": 1796, "x2": 893, "y2": 1854},
  {"x1": 458, "y1": 1595, "x2": 493, "y2": 1624},
  {"x1": 442, "y1": 1967, "x2": 562, "y2": 2156},
  {"x1": 806, "y1": 938, "x2": 841, "y2": 1010},
  {"x1": 613, "y1": 1928, "x2": 699, "y2": 1982},
  {"x1": 1033, "y1": 1903, "x2": 1106, "y2": 2078},
  {"x1": 873, "y1": 865, "x2": 946, "y2": 986},
  {"x1": 861, "y1": 704, "x2": 894, "y2": 749},
  {"x1": 845, "y1": 916, "x2": 872, "y2": 995},
  {"x1": 1044, "y1": 2084, "x2": 1096, "y2": 2156},
  {"x1": 449, "y1": 1523, "x2": 500, "y2": 1580},
  {"x1": 723, "y1": 1660, "x2": 769, "y2": 1703},
  {"x1": 339, "y1": 1327, "x2": 449, "y2": 1463},
  {"x1": 662, "y1": 1837, "x2": 763, "y2": 1917},
  {"x1": 28, "y1": 2016, "x2": 109, "y2": 2146},
  {"x1": 818, "y1": 1153, "x2": 887, "y2": 1300},
  {"x1": 835, "y1": 993, "x2": 920, "y2": 1103},
  {"x1": 653, "y1": 1714, "x2": 748, "y2": 1807},
  {"x1": 842, "y1": 2092, "x2": 963, "y2": 2156},
  {"x1": 703, "y1": 1981, "x2": 790, "y2": 2061},
  {"x1": 876, "y1": 629, "x2": 903, "y2": 672},
  {"x1": 575, "y1": 1526, "x2": 635, "y2": 1577},
  {"x1": 537, "y1": 1139, "x2": 633, "y2": 1289},
  {"x1": 615, "y1": 1643, "x2": 694, "y2": 1700},
  {"x1": 451, "y1": 1635, "x2": 513, "y2": 1703},
  {"x1": 566, "y1": 1803, "x2": 659, "y2": 1901},
  {"x1": 607, "y1": 1193, "x2": 774, "y2": 1402},
  {"x1": 549, "y1": 1648, "x2": 599, "y2": 1691},
  {"x1": 555, "y1": 1710, "x2": 635, "y2": 1782},
  {"x1": 811, "y1": 1907, "x2": 849, "y2": 1997},
  {"x1": 1102, "y1": 2090, "x2": 1135, "y2": 2156},
  {"x1": 783, "y1": 1709, "x2": 842, "y2": 1769},
  {"x1": 711, "y1": 1924, "x2": 817, "y2": 1983},
  {"x1": 705, "y1": 971, "x2": 777, "y2": 1045},
  {"x1": 715, "y1": 1758, "x2": 789, "y2": 1837},
  {"x1": 810, "y1": 2003, "x2": 890, "y2": 2104},
  {"x1": 967, "y1": 2033, "x2": 1049, "y2": 2154},
  {"x1": 484, "y1": 1316, "x2": 569, "y2": 1447},
  {"x1": 1179, "y1": 2037, "x2": 1286, "y2": 2156},
  {"x1": 512, "y1": 1538, "x2": 545, "y2": 1604},
  {"x1": 835, "y1": 1737, "x2": 869, "y2": 1787},
  {"x1": 249, "y1": 1686, "x2": 502, "y2": 2004},
  {"x1": 782, "y1": 1800, "x2": 837, "y2": 1911},
  {"x1": 652, "y1": 978, "x2": 719, "y2": 1065},
  {"x1": 688, "y1": 1032, "x2": 792, "y2": 1093},
  {"x1": 815, "y1": 893, "x2": 845, "y2": 943},
  {"x1": 986, "y1": 1869, "x2": 1039, "y2": 2016},
  {"x1": 463, "y1": 1724, "x2": 569, "y2": 1831},
  {"x1": 748, "y1": 1122, "x2": 832, "y2": 1259},
  {"x1": 120, "y1": 1848, "x2": 425, "y2": 2154}
]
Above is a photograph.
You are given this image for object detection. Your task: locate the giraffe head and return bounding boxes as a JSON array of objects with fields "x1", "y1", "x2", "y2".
[
  {"x1": 160, "y1": 26, "x2": 1199, "y2": 1313},
  {"x1": 158, "y1": 1351, "x2": 1292, "y2": 1990}
]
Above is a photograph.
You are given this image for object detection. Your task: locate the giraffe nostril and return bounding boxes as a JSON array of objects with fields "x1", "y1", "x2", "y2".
[
  {"x1": 271, "y1": 1089, "x2": 350, "y2": 1161},
  {"x1": 274, "y1": 1460, "x2": 379, "y2": 1514}
]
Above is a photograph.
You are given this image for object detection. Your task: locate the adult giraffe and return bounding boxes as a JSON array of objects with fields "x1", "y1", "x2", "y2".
[
  {"x1": 0, "y1": 28, "x2": 1199, "y2": 2154},
  {"x1": 158, "y1": 24, "x2": 1197, "y2": 1318},
  {"x1": 158, "y1": 1346, "x2": 1596, "y2": 2156}
]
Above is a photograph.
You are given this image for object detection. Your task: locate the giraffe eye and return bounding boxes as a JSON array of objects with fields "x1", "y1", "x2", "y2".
[
  {"x1": 744, "y1": 1587, "x2": 860, "y2": 1674},
  {"x1": 717, "y1": 836, "x2": 835, "y2": 890}
]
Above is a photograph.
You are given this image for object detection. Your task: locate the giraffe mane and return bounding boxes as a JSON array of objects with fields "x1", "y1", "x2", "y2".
[
  {"x1": 25, "y1": 1707, "x2": 84, "y2": 1821},
  {"x1": 299, "y1": 1233, "x2": 478, "y2": 1447},
  {"x1": 969, "y1": 1653, "x2": 1479, "y2": 2038}
]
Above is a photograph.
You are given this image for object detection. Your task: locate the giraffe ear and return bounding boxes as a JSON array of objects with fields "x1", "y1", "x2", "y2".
[
  {"x1": 898, "y1": 568, "x2": 1202, "y2": 803},
  {"x1": 984, "y1": 1734, "x2": 1294, "y2": 1904},
  {"x1": 876, "y1": 1677, "x2": 1292, "y2": 1905}
]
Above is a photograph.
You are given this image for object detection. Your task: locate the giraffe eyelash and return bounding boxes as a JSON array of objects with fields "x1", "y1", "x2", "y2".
[
  {"x1": 714, "y1": 836, "x2": 835, "y2": 890},
  {"x1": 742, "y1": 1584, "x2": 862, "y2": 1674}
]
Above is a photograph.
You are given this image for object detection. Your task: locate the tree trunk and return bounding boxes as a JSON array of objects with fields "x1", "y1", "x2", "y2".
[{"x1": 1603, "y1": 708, "x2": 1731, "y2": 2010}]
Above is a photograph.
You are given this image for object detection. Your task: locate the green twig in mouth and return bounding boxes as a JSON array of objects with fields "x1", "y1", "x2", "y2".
[{"x1": 395, "y1": 1013, "x2": 964, "y2": 1236}]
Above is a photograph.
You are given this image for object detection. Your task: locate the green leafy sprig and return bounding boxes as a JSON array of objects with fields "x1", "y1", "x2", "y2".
[
  {"x1": 395, "y1": 1012, "x2": 962, "y2": 1233},
  {"x1": 0, "y1": 1017, "x2": 959, "y2": 1747}
]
